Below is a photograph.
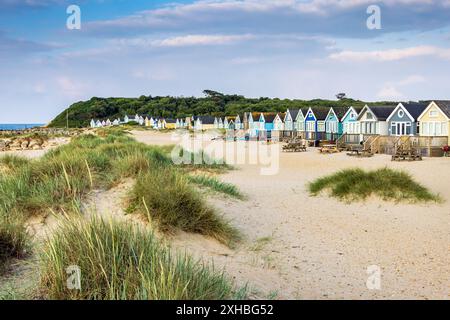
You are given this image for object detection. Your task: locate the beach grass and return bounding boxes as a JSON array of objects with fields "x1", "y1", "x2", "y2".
[
  {"x1": 40, "y1": 216, "x2": 237, "y2": 300},
  {"x1": 0, "y1": 128, "x2": 239, "y2": 270},
  {"x1": 129, "y1": 168, "x2": 239, "y2": 245},
  {"x1": 308, "y1": 167, "x2": 441, "y2": 203},
  {"x1": 187, "y1": 174, "x2": 244, "y2": 199}
]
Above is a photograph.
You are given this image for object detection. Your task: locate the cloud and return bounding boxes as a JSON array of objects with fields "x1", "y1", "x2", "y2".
[
  {"x1": 377, "y1": 74, "x2": 426, "y2": 99},
  {"x1": 114, "y1": 34, "x2": 255, "y2": 48},
  {"x1": 84, "y1": 0, "x2": 450, "y2": 38},
  {"x1": 56, "y1": 76, "x2": 86, "y2": 99},
  {"x1": 0, "y1": 31, "x2": 60, "y2": 57},
  {"x1": 329, "y1": 45, "x2": 450, "y2": 61},
  {"x1": 0, "y1": 0, "x2": 64, "y2": 8},
  {"x1": 377, "y1": 85, "x2": 404, "y2": 99}
]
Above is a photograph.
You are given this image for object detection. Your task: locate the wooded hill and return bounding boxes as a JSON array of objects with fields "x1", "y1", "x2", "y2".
[{"x1": 48, "y1": 90, "x2": 393, "y2": 128}]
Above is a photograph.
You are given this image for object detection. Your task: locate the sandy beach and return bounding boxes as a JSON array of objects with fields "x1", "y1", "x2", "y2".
[{"x1": 132, "y1": 130, "x2": 450, "y2": 300}]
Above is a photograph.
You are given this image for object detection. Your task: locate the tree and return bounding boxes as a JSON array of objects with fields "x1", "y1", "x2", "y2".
[{"x1": 336, "y1": 93, "x2": 347, "y2": 100}]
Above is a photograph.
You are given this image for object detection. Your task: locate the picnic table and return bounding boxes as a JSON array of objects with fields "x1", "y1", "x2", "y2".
[
  {"x1": 319, "y1": 144, "x2": 339, "y2": 154},
  {"x1": 346, "y1": 145, "x2": 373, "y2": 157},
  {"x1": 282, "y1": 139, "x2": 307, "y2": 152}
]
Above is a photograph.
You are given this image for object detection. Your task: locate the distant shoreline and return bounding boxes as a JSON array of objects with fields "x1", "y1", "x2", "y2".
[{"x1": 0, "y1": 124, "x2": 45, "y2": 131}]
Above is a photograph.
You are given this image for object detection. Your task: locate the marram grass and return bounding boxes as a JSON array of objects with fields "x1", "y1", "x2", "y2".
[
  {"x1": 308, "y1": 167, "x2": 441, "y2": 203},
  {"x1": 129, "y1": 167, "x2": 239, "y2": 245},
  {"x1": 40, "y1": 216, "x2": 238, "y2": 300},
  {"x1": 187, "y1": 174, "x2": 244, "y2": 199},
  {"x1": 0, "y1": 128, "x2": 239, "y2": 270}
]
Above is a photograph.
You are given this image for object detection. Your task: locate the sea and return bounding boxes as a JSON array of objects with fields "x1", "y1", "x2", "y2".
[{"x1": 0, "y1": 124, "x2": 44, "y2": 130}]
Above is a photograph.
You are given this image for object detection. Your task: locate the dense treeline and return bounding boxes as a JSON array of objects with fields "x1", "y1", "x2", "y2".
[{"x1": 48, "y1": 90, "x2": 391, "y2": 128}]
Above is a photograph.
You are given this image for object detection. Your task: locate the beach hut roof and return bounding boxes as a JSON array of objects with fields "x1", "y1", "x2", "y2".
[
  {"x1": 310, "y1": 107, "x2": 330, "y2": 120},
  {"x1": 398, "y1": 102, "x2": 428, "y2": 120},
  {"x1": 367, "y1": 105, "x2": 397, "y2": 121},
  {"x1": 195, "y1": 115, "x2": 216, "y2": 124},
  {"x1": 288, "y1": 109, "x2": 300, "y2": 121},
  {"x1": 263, "y1": 113, "x2": 277, "y2": 122},
  {"x1": 165, "y1": 118, "x2": 177, "y2": 123},
  {"x1": 428, "y1": 100, "x2": 450, "y2": 118},
  {"x1": 331, "y1": 106, "x2": 351, "y2": 120}
]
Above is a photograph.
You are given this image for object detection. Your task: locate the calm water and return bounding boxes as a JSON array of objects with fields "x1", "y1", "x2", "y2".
[{"x1": 0, "y1": 124, "x2": 44, "y2": 130}]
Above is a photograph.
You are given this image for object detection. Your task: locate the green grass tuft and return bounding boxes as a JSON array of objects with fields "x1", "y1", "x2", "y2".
[
  {"x1": 308, "y1": 167, "x2": 441, "y2": 203},
  {"x1": 40, "y1": 216, "x2": 237, "y2": 300},
  {"x1": 187, "y1": 175, "x2": 244, "y2": 199},
  {"x1": 129, "y1": 168, "x2": 239, "y2": 245}
]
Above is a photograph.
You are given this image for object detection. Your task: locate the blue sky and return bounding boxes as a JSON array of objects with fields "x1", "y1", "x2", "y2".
[{"x1": 1, "y1": 0, "x2": 450, "y2": 123}]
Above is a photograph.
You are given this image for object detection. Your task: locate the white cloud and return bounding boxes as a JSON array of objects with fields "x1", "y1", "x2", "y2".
[
  {"x1": 377, "y1": 85, "x2": 404, "y2": 99},
  {"x1": 86, "y1": 0, "x2": 450, "y2": 37},
  {"x1": 113, "y1": 34, "x2": 255, "y2": 48},
  {"x1": 329, "y1": 45, "x2": 450, "y2": 62},
  {"x1": 56, "y1": 76, "x2": 85, "y2": 98},
  {"x1": 377, "y1": 74, "x2": 426, "y2": 99}
]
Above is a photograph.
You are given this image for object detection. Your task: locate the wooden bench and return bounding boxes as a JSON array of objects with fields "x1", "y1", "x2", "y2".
[
  {"x1": 282, "y1": 139, "x2": 307, "y2": 152},
  {"x1": 319, "y1": 144, "x2": 339, "y2": 154},
  {"x1": 346, "y1": 146, "x2": 373, "y2": 158}
]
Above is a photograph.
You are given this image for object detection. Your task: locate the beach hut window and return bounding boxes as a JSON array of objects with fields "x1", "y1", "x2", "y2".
[
  {"x1": 436, "y1": 122, "x2": 442, "y2": 135},
  {"x1": 391, "y1": 123, "x2": 397, "y2": 135},
  {"x1": 406, "y1": 123, "x2": 412, "y2": 135},
  {"x1": 398, "y1": 110, "x2": 405, "y2": 118},
  {"x1": 429, "y1": 110, "x2": 438, "y2": 117}
]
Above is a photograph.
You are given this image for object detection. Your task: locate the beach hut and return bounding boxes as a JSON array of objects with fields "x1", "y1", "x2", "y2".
[
  {"x1": 294, "y1": 108, "x2": 306, "y2": 133},
  {"x1": 304, "y1": 108, "x2": 327, "y2": 140},
  {"x1": 387, "y1": 102, "x2": 428, "y2": 136},
  {"x1": 358, "y1": 105, "x2": 397, "y2": 135},
  {"x1": 113, "y1": 119, "x2": 120, "y2": 126},
  {"x1": 214, "y1": 117, "x2": 219, "y2": 129},
  {"x1": 123, "y1": 115, "x2": 129, "y2": 124},
  {"x1": 243, "y1": 113, "x2": 250, "y2": 130},
  {"x1": 341, "y1": 106, "x2": 363, "y2": 134},
  {"x1": 223, "y1": 117, "x2": 229, "y2": 130},
  {"x1": 165, "y1": 119, "x2": 177, "y2": 129},
  {"x1": 235, "y1": 115, "x2": 243, "y2": 130},
  {"x1": 324, "y1": 106, "x2": 349, "y2": 141},
  {"x1": 106, "y1": 119, "x2": 111, "y2": 126},
  {"x1": 193, "y1": 116, "x2": 215, "y2": 131},
  {"x1": 246, "y1": 113, "x2": 259, "y2": 138},
  {"x1": 418, "y1": 101, "x2": 450, "y2": 143},
  {"x1": 218, "y1": 118, "x2": 224, "y2": 129},
  {"x1": 284, "y1": 109, "x2": 300, "y2": 132},
  {"x1": 273, "y1": 113, "x2": 285, "y2": 131},
  {"x1": 90, "y1": 119, "x2": 95, "y2": 128}
]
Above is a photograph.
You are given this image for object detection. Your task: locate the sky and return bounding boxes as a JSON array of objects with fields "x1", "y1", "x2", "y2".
[{"x1": 0, "y1": 0, "x2": 449, "y2": 123}]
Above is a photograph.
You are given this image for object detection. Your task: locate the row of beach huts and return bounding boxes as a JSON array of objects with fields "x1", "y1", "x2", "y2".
[{"x1": 90, "y1": 100, "x2": 450, "y2": 156}]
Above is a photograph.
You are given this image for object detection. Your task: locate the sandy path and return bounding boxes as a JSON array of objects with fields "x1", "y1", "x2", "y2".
[{"x1": 133, "y1": 130, "x2": 450, "y2": 300}]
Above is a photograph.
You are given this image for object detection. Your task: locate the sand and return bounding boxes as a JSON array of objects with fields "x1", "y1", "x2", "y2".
[{"x1": 132, "y1": 130, "x2": 450, "y2": 300}]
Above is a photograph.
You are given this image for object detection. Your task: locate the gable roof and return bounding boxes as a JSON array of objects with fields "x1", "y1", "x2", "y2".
[
  {"x1": 310, "y1": 107, "x2": 330, "y2": 121},
  {"x1": 433, "y1": 100, "x2": 450, "y2": 118},
  {"x1": 195, "y1": 115, "x2": 215, "y2": 124},
  {"x1": 261, "y1": 113, "x2": 277, "y2": 122},
  {"x1": 165, "y1": 118, "x2": 177, "y2": 124},
  {"x1": 390, "y1": 102, "x2": 428, "y2": 121},
  {"x1": 333, "y1": 106, "x2": 351, "y2": 120},
  {"x1": 342, "y1": 106, "x2": 362, "y2": 121},
  {"x1": 370, "y1": 105, "x2": 397, "y2": 120},
  {"x1": 285, "y1": 109, "x2": 300, "y2": 122},
  {"x1": 359, "y1": 105, "x2": 396, "y2": 121}
]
